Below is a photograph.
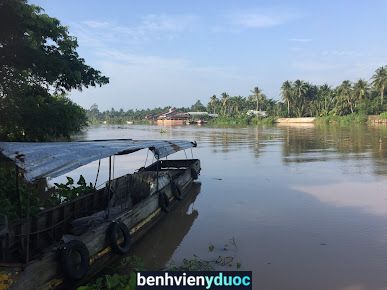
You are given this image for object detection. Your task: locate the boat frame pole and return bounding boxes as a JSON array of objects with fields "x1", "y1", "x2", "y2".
[
  {"x1": 107, "y1": 156, "x2": 112, "y2": 219},
  {"x1": 15, "y1": 166, "x2": 22, "y2": 218}
]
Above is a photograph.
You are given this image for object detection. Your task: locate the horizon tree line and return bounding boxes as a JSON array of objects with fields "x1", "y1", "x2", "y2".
[{"x1": 87, "y1": 66, "x2": 387, "y2": 123}]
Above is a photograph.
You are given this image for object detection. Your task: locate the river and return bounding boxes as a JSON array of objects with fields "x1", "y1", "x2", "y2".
[{"x1": 64, "y1": 124, "x2": 387, "y2": 290}]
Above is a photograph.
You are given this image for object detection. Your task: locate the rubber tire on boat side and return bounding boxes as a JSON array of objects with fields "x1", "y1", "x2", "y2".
[
  {"x1": 59, "y1": 240, "x2": 89, "y2": 281},
  {"x1": 159, "y1": 191, "x2": 170, "y2": 212},
  {"x1": 191, "y1": 168, "x2": 199, "y2": 180},
  {"x1": 107, "y1": 221, "x2": 131, "y2": 255},
  {"x1": 171, "y1": 181, "x2": 183, "y2": 200}
]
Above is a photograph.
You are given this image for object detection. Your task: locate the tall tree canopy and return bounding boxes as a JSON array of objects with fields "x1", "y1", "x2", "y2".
[{"x1": 0, "y1": 0, "x2": 109, "y2": 140}]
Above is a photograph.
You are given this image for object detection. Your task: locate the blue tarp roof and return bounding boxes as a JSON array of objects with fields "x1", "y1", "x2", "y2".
[{"x1": 0, "y1": 139, "x2": 196, "y2": 181}]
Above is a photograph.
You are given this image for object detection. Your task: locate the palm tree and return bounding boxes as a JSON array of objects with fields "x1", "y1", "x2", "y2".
[
  {"x1": 209, "y1": 95, "x2": 218, "y2": 114},
  {"x1": 281, "y1": 81, "x2": 293, "y2": 116},
  {"x1": 337, "y1": 80, "x2": 354, "y2": 113},
  {"x1": 353, "y1": 79, "x2": 369, "y2": 101},
  {"x1": 319, "y1": 83, "x2": 333, "y2": 116},
  {"x1": 371, "y1": 66, "x2": 387, "y2": 105},
  {"x1": 220, "y1": 92, "x2": 229, "y2": 115},
  {"x1": 235, "y1": 96, "x2": 244, "y2": 114},
  {"x1": 293, "y1": 80, "x2": 308, "y2": 117},
  {"x1": 250, "y1": 86, "x2": 262, "y2": 111}
]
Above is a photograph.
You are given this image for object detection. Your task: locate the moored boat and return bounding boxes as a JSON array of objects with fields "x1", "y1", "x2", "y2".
[{"x1": 0, "y1": 139, "x2": 201, "y2": 289}]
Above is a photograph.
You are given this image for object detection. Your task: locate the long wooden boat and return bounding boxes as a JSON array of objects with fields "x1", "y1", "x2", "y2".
[{"x1": 0, "y1": 139, "x2": 201, "y2": 290}]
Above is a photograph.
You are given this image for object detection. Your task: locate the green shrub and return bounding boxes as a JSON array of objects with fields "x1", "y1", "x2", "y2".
[
  {"x1": 316, "y1": 113, "x2": 368, "y2": 126},
  {"x1": 379, "y1": 112, "x2": 387, "y2": 119}
]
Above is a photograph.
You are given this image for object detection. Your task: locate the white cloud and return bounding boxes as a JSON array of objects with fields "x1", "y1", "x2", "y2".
[
  {"x1": 227, "y1": 8, "x2": 299, "y2": 29},
  {"x1": 321, "y1": 50, "x2": 361, "y2": 57},
  {"x1": 69, "y1": 48, "x2": 256, "y2": 110},
  {"x1": 82, "y1": 20, "x2": 110, "y2": 29},
  {"x1": 289, "y1": 38, "x2": 312, "y2": 43},
  {"x1": 291, "y1": 60, "x2": 338, "y2": 71},
  {"x1": 73, "y1": 14, "x2": 197, "y2": 47}
]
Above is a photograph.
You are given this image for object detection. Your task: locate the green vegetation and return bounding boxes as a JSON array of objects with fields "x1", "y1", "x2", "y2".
[
  {"x1": 51, "y1": 175, "x2": 94, "y2": 204},
  {"x1": 0, "y1": 165, "x2": 40, "y2": 221},
  {"x1": 0, "y1": 164, "x2": 94, "y2": 221},
  {"x1": 379, "y1": 112, "x2": 387, "y2": 119},
  {"x1": 79, "y1": 240, "x2": 242, "y2": 290},
  {"x1": 0, "y1": 0, "x2": 108, "y2": 141},
  {"x1": 77, "y1": 273, "x2": 136, "y2": 290},
  {"x1": 316, "y1": 113, "x2": 368, "y2": 126},
  {"x1": 86, "y1": 67, "x2": 386, "y2": 126}
]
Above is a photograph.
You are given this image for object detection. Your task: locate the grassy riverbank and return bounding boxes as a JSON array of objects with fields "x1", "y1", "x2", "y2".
[
  {"x1": 316, "y1": 113, "x2": 369, "y2": 126},
  {"x1": 316, "y1": 112, "x2": 387, "y2": 125},
  {"x1": 207, "y1": 116, "x2": 276, "y2": 126}
]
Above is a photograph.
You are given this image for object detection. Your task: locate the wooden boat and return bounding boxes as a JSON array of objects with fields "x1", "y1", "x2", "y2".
[{"x1": 0, "y1": 139, "x2": 201, "y2": 290}]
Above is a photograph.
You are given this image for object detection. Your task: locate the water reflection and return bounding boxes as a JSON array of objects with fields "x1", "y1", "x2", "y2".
[
  {"x1": 120, "y1": 182, "x2": 201, "y2": 270},
  {"x1": 72, "y1": 124, "x2": 387, "y2": 290}
]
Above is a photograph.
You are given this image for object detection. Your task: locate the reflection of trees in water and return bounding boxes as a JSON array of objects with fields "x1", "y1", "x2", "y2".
[
  {"x1": 197, "y1": 127, "x2": 270, "y2": 157},
  {"x1": 280, "y1": 125, "x2": 387, "y2": 176}
]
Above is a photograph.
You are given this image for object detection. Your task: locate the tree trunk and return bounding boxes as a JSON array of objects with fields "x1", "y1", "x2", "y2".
[
  {"x1": 287, "y1": 100, "x2": 290, "y2": 116},
  {"x1": 348, "y1": 97, "x2": 354, "y2": 113},
  {"x1": 381, "y1": 85, "x2": 384, "y2": 105},
  {"x1": 256, "y1": 97, "x2": 259, "y2": 111}
]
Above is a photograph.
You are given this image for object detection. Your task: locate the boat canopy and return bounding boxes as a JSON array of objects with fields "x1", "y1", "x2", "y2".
[{"x1": 0, "y1": 139, "x2": 197, "y2": 182}]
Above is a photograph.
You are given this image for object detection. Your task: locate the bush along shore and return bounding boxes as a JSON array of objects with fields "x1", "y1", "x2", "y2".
[{"x1": 85, "y1": 66, "x2": 386, "y2": 127}]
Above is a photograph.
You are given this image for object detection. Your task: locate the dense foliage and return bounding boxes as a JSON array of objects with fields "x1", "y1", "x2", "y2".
[
  {"x1": 0, "y1": 0, "x2": 109, "y2": 140},
  {"x1": 279, "y1": 67, "x2": 387, "y2": 117},
  {"x1": 86, "y1": 67, "x2": 386, "y2": 125},
  {"x1": 0, "y1": 165, "x2": 95, "y2": 221}
]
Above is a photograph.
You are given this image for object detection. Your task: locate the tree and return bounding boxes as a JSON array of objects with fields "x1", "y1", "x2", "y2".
[
  {"x1": 209, "y1": 95, "x2": 218, "y2": 114},
  {"x1": 319, "y1": 84, "x2": 334, "y2": 116},
  {"x1": 281, "y1": 81, "x2": 293, "y2": 116},
  {"x1": 353, "y1": 79, "x2": 369, "y2": 101},
  {"x1": 0, "y1": 0, "x2": 109, "y2": 140},
  {"x1": 371, "y1": 66, "x2": 387, "y2": 105},
  {"x1": 293, "y1": 80, "x2": 308, "y2": 117},
  {"x1": 191, "y1": 100, "x2": 206, "y2": 112},
  {"x1": 220, "y1": 92, "x2": 229, "y2": 115},
  {"x1": 250, "y1": 86, "x2": 263, "y2": 111},
  {"x1": 337, "y1": 80, "x2": 354, "y2": 114}
]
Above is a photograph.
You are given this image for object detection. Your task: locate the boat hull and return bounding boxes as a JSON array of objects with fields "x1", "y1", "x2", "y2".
[{"x1": 1, "y1": 159, "x2": 201, "y2": 290}]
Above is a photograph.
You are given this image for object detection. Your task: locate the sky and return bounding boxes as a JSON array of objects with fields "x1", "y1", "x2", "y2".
[{"x1": 31, "y1": 0, "x2": 387, "y2": 110}]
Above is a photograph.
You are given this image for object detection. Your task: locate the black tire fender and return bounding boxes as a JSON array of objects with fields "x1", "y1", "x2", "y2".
[
  {"x1": 107, "y1": 221, "x2": 131, "y2": 254},
  {"x1": 59, "y1": 240, "x2": 89, "y2": 280}
]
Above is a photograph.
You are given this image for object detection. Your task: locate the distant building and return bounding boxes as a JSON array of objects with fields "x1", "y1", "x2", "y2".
[
  {"x1": 156, "y1": 108, "x2": 190, "y2": 125},
  {"x1": 246, "y1": 110, "x2": 267, "y2": 117}
]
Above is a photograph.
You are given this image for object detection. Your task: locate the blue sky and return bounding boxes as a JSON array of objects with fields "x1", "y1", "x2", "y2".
[{"x1": 31, "y1": 0, "x2": 387, "y2": 110}]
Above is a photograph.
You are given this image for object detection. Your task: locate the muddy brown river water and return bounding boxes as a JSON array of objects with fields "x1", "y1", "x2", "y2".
[{"x1": 61, "y1": 124, "x2": 387, "y2": 290}]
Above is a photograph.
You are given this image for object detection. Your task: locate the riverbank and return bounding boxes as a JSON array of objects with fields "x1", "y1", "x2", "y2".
[
  {"x1": 316, "y1": 113, "x2": 387, "y2": 125},
  {"x1": 207, "y1": 116, "x2": 276, "y2": 126},
  {"x1": 85, "y1": 112, "x2": 387, "y2": 128}
]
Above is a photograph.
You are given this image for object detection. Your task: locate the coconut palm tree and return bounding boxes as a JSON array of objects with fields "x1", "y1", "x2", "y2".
[
  {"x1": 337, "y1": 80, "x2": 354, "y2": 113},
  {"x1": 293, "y1": 80, "x2": 308, "y2": 117},
  {"x1": 319, "y1": 83, "x2": 333, "y2": 116},
  {"x1": 353, "y1": 79, "x2": 369, "y2": 101},
  {"x1": 250, "y1": 86, "x2": 263, "y2": 111},
  {"x1": 371, "y1": 66, "x2": 387, "y2": 105},
  {"x1": 209, "y1": 95, "x2": 218, "y2": 114},
  {"x1": 281, "y1": 81, "x2": 293, "y2": 116},
  {"x1": 220, "y1": 92, "x2": 229, "y2": 115}
]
